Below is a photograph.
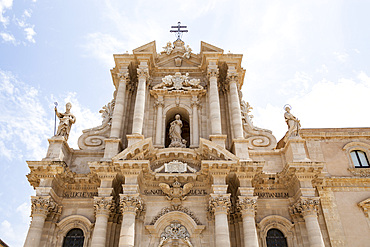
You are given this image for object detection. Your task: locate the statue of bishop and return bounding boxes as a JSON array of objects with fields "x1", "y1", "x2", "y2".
[{"x1": 55, "y1": 102, "x2": 76, "y2": 141}]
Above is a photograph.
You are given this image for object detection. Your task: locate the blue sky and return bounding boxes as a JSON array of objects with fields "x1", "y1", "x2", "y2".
[{"x1": 1, "y1": 0, "x2": 370, "y2": 246}]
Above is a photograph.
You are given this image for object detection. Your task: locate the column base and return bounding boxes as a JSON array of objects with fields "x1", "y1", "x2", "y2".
[
  {"x1": 209, "y1": 135, "x2": 227, "y2": 149},
  {"x1": 102, "y1": 138, "x2": 122, "y2": 161},
  {"x1": 232, "y1": 139, "x2": 251, "y2": 161},
  {"x1": 126, "y1": 134, "x2": 144, "y2": 147}
]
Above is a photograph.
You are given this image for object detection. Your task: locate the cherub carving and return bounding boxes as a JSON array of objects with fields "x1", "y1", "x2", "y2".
[
  {"x1": 159, "y1": 178, "x2": 193, "y2": 205},
  {"x1": 163, "y1": 42, "x2": 173, "y2": 55},
  {"x1": 183, "y1": 45, "x2": 192, "y2": 59}
]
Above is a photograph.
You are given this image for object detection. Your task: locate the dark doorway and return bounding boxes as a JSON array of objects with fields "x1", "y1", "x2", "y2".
[
  {"x1": 63, "y1": 228, "x2": 84, "y2": 247},
  {"x1": 266, "y1": 229, "x2": 288, "y2": 247},
  {"x1": 165, "y1": 114, "x2": 190, "y2": 148}
]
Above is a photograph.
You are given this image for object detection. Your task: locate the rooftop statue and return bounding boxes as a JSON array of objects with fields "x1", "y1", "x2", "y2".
[
  {"x1": 54, "y1": 102, "x2": 76, "y2": 141},
  {"x1": 169, "y1": 114, "x2": 187, "y2": 148},
  {"x1": 162, "y1": 41, "x2": 173, "y2": 55},
  {"x1": 284, "y1": 105, "x2": 301, "y2": 137}
]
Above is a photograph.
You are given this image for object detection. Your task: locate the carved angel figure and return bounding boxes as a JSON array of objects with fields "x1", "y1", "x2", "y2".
[
  {"x1": 163, "y1": 41, "x2": 173, "y2": 55},
  {"x1": 159, "y1": 179, "x2": 193, "y2": 205},
  {"x1": 183, "y1": 45, "x2": 192, "y2": 59},
  {"x1": 55, "y1": 102, "x2": 76, "y2": 141}
]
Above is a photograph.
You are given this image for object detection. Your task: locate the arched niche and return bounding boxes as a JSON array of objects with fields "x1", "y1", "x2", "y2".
[
  {"x1": 258, "y1": 215, "x2": 295, "y2": 247},
  {"x1": 164, "y1": 106, "x2": 191, "y2": 148},
  {"x1": 55, "y1": 215, "x2": 92, "y2": 247},
  {"x1": 146, "y1": 211, "x2": 205, "y2": 246}
]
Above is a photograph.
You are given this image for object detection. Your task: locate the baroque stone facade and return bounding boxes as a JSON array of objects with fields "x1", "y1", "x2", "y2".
[{"x1": 24, "y1": 39, "x2": 370, "y2": 247}]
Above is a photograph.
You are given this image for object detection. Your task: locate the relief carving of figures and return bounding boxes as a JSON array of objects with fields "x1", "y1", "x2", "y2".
[
  {"x1": 240, "y1": 98, "x2": 277, "y2": 150},
  {"x1": 169, "y1": 114, "x2": 187, "y2": 148},
  {"x1": 152, "y1": 72, "x2": 203, "y2": 91},
  {"x1": 78, "y1": 95, "x2": 116, "y2": 150},
  {"x1": 54, "y1": 102, "x2": 76, "y2": 141},
  {"x1": 159, "y1": 178, "x2": 193, "y2": 205},
  {"x1": 284, "y1": 105, "x2": 301, "y2": 137}
]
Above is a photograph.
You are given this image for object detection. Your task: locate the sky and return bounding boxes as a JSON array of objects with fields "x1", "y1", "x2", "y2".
[{"x1": 1, "y1": 0, "x2": 370, "y2": 246}]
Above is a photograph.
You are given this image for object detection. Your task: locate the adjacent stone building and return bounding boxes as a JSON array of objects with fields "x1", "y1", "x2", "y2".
[{"x1": 24, "y1": 39, "x2": 370, "y2": 247}]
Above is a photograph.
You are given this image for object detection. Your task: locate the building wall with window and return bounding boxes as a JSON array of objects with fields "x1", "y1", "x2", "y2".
[{"x1": 24, "y1": 40, "x2": 370, "y2": 247}]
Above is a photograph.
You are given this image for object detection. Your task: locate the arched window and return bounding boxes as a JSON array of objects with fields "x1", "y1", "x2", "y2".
[
  {"x1": 63, "y1": 228, "x2": 84, "y2": 247},
  {"x1": 266, "y1": 229, "x2": 288, "y2": 247},
  {"x1": 350, "y1": 150, "x2": 370, "y2": 168}
]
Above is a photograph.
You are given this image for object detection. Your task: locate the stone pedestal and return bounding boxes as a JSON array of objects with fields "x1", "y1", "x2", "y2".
[
  {"x1": 103, "y1": 139, "x2": 122, "y2": 160},
  {"x1": 126, "y1": 134, "x2": 144, "y2": 147},
  {"x1": 91, "y1": 197, "x2": 114, "y2": 247},
  {"x1": 285, "y1": 137, "x2": 311, "y2": 162},
  {"x1": 43, "y1": 137, "x2": 71, "y2": 162},
  {"x1": 210, "y1": 135, "x2": 227, "y2": 149},
  {"x1": 232, "y1": 139, "x2": 250, "y2": 160}
]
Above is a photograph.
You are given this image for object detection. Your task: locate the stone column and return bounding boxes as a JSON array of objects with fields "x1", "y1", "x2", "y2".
[
  {"x1": 24, "y1": 196, "x2": 57, "y2": 247},
  {"x1": 154, "y1": 97, "x2": 164, "y2": 146},
  {"x1": 132, "y1": 62, "x2": 149, "y2": 135},
  {"x1": 118, "y1": 194, "x2": 143, "y2": 247},
  {"x1": 238, "y1": 196, "x2": 259, "y2": 247},
  {"x1": 209, "y1": 194, "x2": 231, "y2": 247},
  {"x1": 291, "y1": 197, "x2": 325, "y2": 247},
  {"x1": 207, "y1": 63, "x2": 222, "y2": 135},
  {"x1": 191, "y1": 96, "x2": 200, "y2": 147},
  {"x1": 91, "y1": 197, "x2": 114, "y2": 247},
  {"x1": 227, "y1": 68, "x2": 244, "y2": 139},
  {"x1": 110, "y1": 68, "x2": 129, "y2": 138}
]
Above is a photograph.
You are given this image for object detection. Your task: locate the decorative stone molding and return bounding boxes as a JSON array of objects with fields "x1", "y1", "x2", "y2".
[
  {"x1": 290, "y1": 197, "x2": 320, "y2": 217},
  {"x1": 358, "y1": 198, "x2": 370, "y2": 218},
  {"x1": 94, "y1": 196, "x2": 114, "y2": 215},
  {"x1": 31, "y1": 196, "x2": 58, "y2": 216},
  {"x1": 137, "y1": 65, "x2": 149, "y2": 79},
  {"x1": 348, "y1": 168, "x2": 370, "y2": 177},
  {"x1": 154, "y1": 99, "x2": 165, "y2": 108},
  {"x1": 209, "y1": 194, "x2": 231, "y2": 214},
  {"x1": 159, "y1": 222, "x2": 193, "y2": 247},
  {"x1": 258, "y1": 215, "x2": 295, "y2": 247},
  {"x1": 152, "y1": 72, "x2": 203, "y2": 91},
  {"x1": 238, "y1": 196, "x2": 257, "y2": 217},
  {"x1": 119, "y1": 194, "x2": 143, "y2": 213},
  {"x1": 150, "y1": 205, "x2": 202, "y2": 225}
]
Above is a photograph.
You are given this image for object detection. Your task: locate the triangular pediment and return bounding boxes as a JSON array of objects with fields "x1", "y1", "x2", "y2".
[
  {"x1": 200, "y1": 41, "x2": 224, "y2": 54},
  {"x1": 156, "y1": 53, "x2": 201, "y2": 68},
  {"x1": 133, "y1": 41, "x2": 156, "y2": 54}
]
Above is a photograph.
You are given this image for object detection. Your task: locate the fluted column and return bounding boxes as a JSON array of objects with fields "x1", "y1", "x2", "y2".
[
  {"x1": 191, "y1": 96, "x2": 200, "y2": 147},
  {"x1": 227, "y1": 68, "x2": 244, "y2": 139},
  {"x1": 24, "y1": 196, "x2": 57, "y2": 247},
  {"x1": 132, "y1": 63, "x2": 149, "y2": 135},
  {"x1": 91, "y1": 197, "x2": 114, "y2": 247},
  {"x1": 154, "y1": 97, "x2": 164, "y2": 146},
  {"x1": 209, "y1": 194, "x2": 231, "y2": 247},
  {"x1": 119, "y1": 194, "x2": 143, "y2": 247},
  {"x1": 291, "y1": 197, "x2": 325, "y2": 247},
  {"x1": 110, "y1": 69, "x2": 129, "y2": 138},
  {"x1": 238, "y1": 196, "x2": 259, "y2": 247},
  {"x1": 207, "y1": 63, "x2": 222, "y2": 135}
]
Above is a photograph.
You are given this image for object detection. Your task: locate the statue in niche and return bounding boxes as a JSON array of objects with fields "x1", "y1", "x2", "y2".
[
  {"x1": 284, "y1": 105, "x2": 301, "y2": 137},
  {"x1": 55, "y1": 102, "x2": 76, "y2": 141},
  {"x1": 169, "y1": 114, "x2": 186, "y2": 148}
]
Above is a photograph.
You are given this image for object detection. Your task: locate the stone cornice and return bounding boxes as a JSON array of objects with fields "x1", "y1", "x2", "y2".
[{"x1": 300, "y1": 128, "x2": 370, "y2": 139}]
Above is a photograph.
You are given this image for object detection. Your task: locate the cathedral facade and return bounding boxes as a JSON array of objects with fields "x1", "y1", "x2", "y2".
[{"x1": 24, "y1": 39, "x2": 370, "y2": 247}]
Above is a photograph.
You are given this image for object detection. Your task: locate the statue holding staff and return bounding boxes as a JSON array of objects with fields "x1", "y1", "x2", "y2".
[{"x1": 54, "y1": 102, "x2": 76, "y2": 141}]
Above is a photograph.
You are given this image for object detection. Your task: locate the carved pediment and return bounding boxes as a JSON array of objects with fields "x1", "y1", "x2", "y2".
[
  {"x1": 133, "y1": 40, "x2": 156, "y2": 54},
  {"x1": 200, "y1": 41, "x2": 224, "y2": 53}
]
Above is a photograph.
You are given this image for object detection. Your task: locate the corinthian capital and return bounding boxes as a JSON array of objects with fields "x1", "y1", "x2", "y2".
[
  {"x1": 290, "y1": 197, "x2": 320, "y2": 218},
  {"x1": 119, "y1": 194, "x2": 143, "y2": 213},
  {"x1": 94, "y1": 196, "x2": 114, "y2": 216},
  {"x1": 226, "y1": 69, "x2": 238, "y2": 84},
  {"x1": 117, "y1": 69, "x2": 129, "y2": 83},
  {"x1": 209, "y1": 194, "x2": 231, "y2": 214},
  {"x1": 238, "y1": 196, "x2": 257, "y2": 217},
  {"x1": 31, "y1": 196, "x2": 57, "y2": 217},
  {"x1": 207, "y1": 65, "x2": 219, "y2": 79},
  {"x1": 137, "y1": 65, "x2": 149, "y2": 80}
]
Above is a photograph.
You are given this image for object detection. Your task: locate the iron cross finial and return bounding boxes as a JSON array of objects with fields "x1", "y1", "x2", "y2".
[{"x1": 170, "y1": 21, "x2": 188, "y2": 41}]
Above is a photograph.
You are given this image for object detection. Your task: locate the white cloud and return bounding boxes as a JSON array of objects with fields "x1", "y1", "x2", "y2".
[
  {"x1": 0, "y1": 0, "x2": 13, "y2": 26},
  {"x1": 0, "y1": 32, "x2": 15, "y2": 44},
  {"x1": 333, "y1": 51, "x2": 349, "y2": 63},
  {"x1": 24, "y1": 26, "x2": 36, "y2": 43}
]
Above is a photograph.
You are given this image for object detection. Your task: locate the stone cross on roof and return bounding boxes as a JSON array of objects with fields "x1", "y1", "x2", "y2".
[{"x1": 170, "y1": 21, "x2": 188, "y2": 40}]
